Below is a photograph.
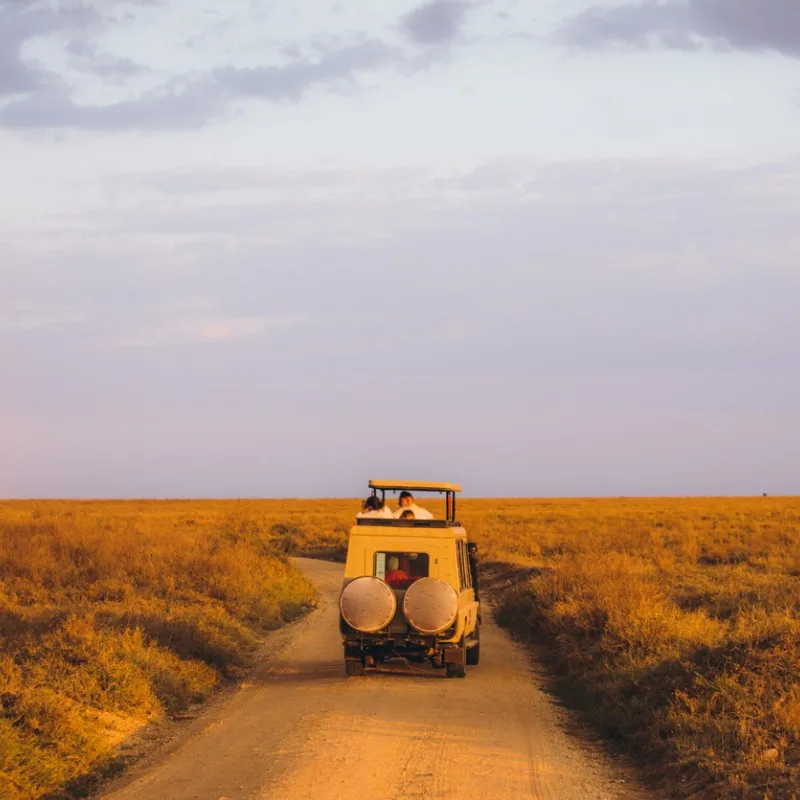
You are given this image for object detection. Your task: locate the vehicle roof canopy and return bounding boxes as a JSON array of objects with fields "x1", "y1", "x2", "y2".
[{"x1": 368, "y1": 480, "x2": 461, "y2": 493}]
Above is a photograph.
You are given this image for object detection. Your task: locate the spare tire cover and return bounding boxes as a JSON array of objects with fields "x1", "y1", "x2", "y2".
[
  {"x1": 403, "y1": 577, "x2": 459, "y2": 635},
  {"x1": 339, "y1": 577, "x2": 396, "y2": 633}
]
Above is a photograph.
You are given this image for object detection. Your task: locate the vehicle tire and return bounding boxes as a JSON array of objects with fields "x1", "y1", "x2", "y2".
[
  {"x1": 466, "y1": 627, "x2": 480, "y2": 666},
  {"x1": 345, "y1": 659, "x2": 364, "y2": 677}
]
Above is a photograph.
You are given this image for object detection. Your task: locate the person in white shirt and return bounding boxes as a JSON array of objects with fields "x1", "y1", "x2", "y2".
[
  {"x1": 392, "y1": 491, "x2": 433, "y2": 520},
  {"x1": 356, "y1": 495, "x2": 394, "y2": 519}
]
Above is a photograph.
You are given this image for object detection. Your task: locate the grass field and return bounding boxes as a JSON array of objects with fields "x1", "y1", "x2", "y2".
[
  {"x1": 1, "y1": 496, "x2": 798, "y2": 799},
  {"x1": 0, "y1": 501, "x2": 317, "y2": 800},
  {"x1": 465, "y1": 497, "x2": 800, "y2": 800}
]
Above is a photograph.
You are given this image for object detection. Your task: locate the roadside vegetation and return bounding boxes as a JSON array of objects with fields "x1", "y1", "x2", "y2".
[
  {"x1": 464, "y1": 497, "x2": 800, "y2": 800},
  {"x1": 2, "y1": 497, "x2": 797, "y2": 799},
  {"x1": 0, "y1": 501, "x2": 316, "y2": 800}
]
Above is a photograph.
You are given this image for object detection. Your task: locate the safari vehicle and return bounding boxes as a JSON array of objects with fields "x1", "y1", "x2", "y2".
[{"x1": 338, "y1": 480, "x2": 481, "y2": 678}]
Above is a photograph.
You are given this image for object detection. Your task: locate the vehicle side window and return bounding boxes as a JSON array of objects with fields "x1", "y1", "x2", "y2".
[
  {"x1": 455, "y1": 541, "x2": 469, "y2": 591},
  {"x1": 460, "y1": 541, "x2": 472, "y2": 590},
  {"x1": 467, "y1": 543, "x2": 479, "y2": 596}
]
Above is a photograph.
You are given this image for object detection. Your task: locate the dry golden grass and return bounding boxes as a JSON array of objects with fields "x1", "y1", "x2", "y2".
[
  {"x1": 0, "y1": 501, "x2": 317, "y2": 800},
  {"x1": 463, "y1": 497, "x2": 800, "y2": 800},
  {"x1": 2, "y1": 496, "x2": 798, "y2": 799}
]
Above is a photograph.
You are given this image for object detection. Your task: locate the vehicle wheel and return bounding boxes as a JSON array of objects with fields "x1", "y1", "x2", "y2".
[
  {"x1": 345, "y1": 659, "x2": 364, "y2": 677},
  {"x1": 466, "y1": 628, "x2": 480, "y2": 666}
]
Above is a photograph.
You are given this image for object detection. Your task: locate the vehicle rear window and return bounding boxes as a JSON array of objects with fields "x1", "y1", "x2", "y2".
[{"x1": 374, "y1": 552, "x2": 430, "y2": 588}]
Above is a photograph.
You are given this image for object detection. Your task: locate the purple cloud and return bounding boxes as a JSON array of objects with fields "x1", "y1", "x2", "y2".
[
  {"x1": 400, "y1": 1, "x2": 471, "y2": 45},
  {"x1": 561, "y1": 0, "x2": 800, "y2": 58},
  {"x1": 212, "y1": 40, "x2": 401, "y2": 100},
  {"x1": 0, "y1": 39, "x2": 401, "y2": 130}
]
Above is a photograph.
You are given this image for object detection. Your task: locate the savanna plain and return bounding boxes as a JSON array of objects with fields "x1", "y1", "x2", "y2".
[{"x1": 1, "y1": 496, "x2": 798, "y2": 800}]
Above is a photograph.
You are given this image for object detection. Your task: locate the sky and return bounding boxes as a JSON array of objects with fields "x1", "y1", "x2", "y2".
[{"x1": 1, "y1": 0, "x2": 798, "y2": 498}]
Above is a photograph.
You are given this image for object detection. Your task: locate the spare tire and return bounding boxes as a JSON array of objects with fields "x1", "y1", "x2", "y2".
[
  {"x1": 403, "y1": 578, "x2": 459, "y2": 635},
  {"x1": 339, "y1": 577, "x2": 396, "y2": 633}
]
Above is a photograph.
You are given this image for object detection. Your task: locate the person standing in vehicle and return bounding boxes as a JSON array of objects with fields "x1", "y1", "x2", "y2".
[
  {"x1": 357, "y1": 495, "x2": 393, "y2": 519},
  {"x1": 393, "y1": 491, "x2": 433, "y2": 519}
]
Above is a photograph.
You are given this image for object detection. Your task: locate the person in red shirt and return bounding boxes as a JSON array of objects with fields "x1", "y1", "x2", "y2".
[{"x1": 385, "y1": 556, "x2": 412, "y2": 588}]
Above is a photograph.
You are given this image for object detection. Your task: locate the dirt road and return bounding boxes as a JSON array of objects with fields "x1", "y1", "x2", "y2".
[{"x1": 101, "y1": 558, "x2": 645, "y2": 800}]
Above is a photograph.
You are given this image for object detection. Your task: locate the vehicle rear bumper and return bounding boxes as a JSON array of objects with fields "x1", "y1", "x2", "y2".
[{"x1": 343, "y1": 633, "x2": 461, "y2": 663}]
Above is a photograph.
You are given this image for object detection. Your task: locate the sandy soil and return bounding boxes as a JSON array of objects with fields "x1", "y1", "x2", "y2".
[{"x1": 99, "y1": 558, "x2": 647, "y2": 800}]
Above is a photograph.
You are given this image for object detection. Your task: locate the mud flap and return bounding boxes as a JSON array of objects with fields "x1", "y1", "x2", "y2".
[
  {"x1": 344, "y1": 645, "x2": 363, "y2": 661},
  {"x1": 444, "y1": 640, "x2": 467, "y2": 678}
]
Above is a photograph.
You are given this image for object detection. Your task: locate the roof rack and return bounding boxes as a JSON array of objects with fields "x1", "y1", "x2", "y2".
[{"x1": 368, "y1": 480, "x2": 461, "y2": 493}]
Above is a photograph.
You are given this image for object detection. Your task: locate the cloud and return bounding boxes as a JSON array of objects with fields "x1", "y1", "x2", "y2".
[
  {"x1": 114, "y1": 314, "x2": 307, "y2": 347},
  {"x1": 560, "y1": 0, "x2": 800, "y2": 58},
  {"x1": 0, "y1": 1, "x2": 83, "y2": 97},
  {"x1": 66, "y1": 38, "x2": 149, "y2": 78},
  {"x1": 0, "y1": 0, "x2": 159, "y2": 125},
  {"x1": 0, "y1": 0, "x2": 483, "y2": 133},
  {"x1": 0, "y1": 37, "x2": 402, "y2": 130},
  {"x1": 0, "y1": 79, "x2": 227, "y2": 130},
  {"x1": 0, "y1": 308, "x2": 83, "y2": 331},
  {"x1": 400, "y1": 1, "x2": 471, "y2": 45},
  {"x1": 211, "y1": 39, "x2": 401, "y2": 100},
  {"x1": 131, "y1": 165, "x2": 429, "y2": 194}
]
